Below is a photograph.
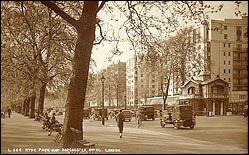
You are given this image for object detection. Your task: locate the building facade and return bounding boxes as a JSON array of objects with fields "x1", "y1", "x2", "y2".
[
  {"x1": 179, "y1": 73, "x2": 229, "y2": 116},
  {"x1": 201, "y1": 16, "x2": 248, "y2": 114}
]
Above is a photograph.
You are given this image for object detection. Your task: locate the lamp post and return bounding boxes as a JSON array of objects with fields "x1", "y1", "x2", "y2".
[
  {"x1": 101, "y1": 74, "x2": 105, "y2": 125},
  {"x1": 124, "y1": 95, "x2": 126, "y2": 109}
]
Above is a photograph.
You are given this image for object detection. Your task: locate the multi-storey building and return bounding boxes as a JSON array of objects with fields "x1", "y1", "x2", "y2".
[
  {"x1": 202, "y1": 16, "x2": 248, "y2": 114},
  {"x1": 126, "y1": 57, "x2": 138, "y2": 108},
  {"x1": 126, "y1": 55, "x2": 182, "y2": 109}
]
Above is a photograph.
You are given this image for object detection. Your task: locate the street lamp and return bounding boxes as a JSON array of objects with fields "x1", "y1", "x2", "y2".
[
  {"x1": 124, "y1": 95, "x2": 126, "y2": 109},
  {"x1": 101, "y1": 74, "x2": 105, "y2": 125}
]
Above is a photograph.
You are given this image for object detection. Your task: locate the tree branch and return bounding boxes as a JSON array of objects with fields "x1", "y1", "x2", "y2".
[
  {"x1": 96, "y1": 1, "x2": 107, "y2": 14},
  {"x1": 40, "y1": 1, "x2": 78, "y2": 28},
  {"x1": 93, "y1": 23, "x2": 104, "y2": 45}
]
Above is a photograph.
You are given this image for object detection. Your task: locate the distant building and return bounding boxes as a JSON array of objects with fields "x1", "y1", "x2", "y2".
[
  {"x1": 126, "y1": 57, "x2": 138, "y2": 108},
  {"x1": 127, "y1": 16, "x2": 248, "y2": 113},
  {"x1": 198, "y1": 16, "x2": 248, "y2": 114}
]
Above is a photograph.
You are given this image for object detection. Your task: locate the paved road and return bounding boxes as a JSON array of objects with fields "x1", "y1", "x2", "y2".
[
  {"x1": 1, "y1": 112, "x2": 248, "y2": 154},
  {"x1": 80, "y1": 116, "x2": 248, "y2": 154}
]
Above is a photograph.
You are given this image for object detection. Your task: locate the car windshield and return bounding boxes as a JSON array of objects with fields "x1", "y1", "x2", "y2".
[
  {"x1": 180, "y1": 106, "x2": 192, "y2": 113},
  {"x1": 123, "y1": 111, "x2": 130, "y2": 114},
  {"x1": 144, "y1": 107, "x2": 154, "y2": 112}
]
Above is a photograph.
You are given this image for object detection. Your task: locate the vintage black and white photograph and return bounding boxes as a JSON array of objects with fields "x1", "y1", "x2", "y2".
[{"x1": 1, "y1": 1, "x2": 248, "y2": 154}]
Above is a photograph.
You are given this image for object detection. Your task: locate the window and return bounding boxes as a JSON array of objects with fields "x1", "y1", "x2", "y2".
[
  {"x1": 239, "y1": 95, "x2": 246, "y2": 99},
  {"x1": 229, "y1": 69, "x2": 231, "y2": 74},
  {"x1": 224, "y1": 26, "x2": 227, "y2": 30},
  {"x1": 224, "y1": 52, "x2": 226, "y2": 56},
  {"x1": 228, "y1": 43, "x2": 231, "y2": 48},
  {"x1": 224, "y1": 78, "x2": 226, "y2": 81},
  {"x1": 152, "y1": 85, "x2": 155, "y2": 88},
  {"x1": 212, "y1": 86, "x2": 218, "y2": 94},
  {"x1": 228, "y1": 52, "x2": 230, "y2": 56},
  {"x1": 224, "y1": 43, "x2": 226, "y2": 47},
  {"x1": 188, "y1": 87, "x2": 195, "y2": 95},
  {"x1": 228, "y1": 61, "x2": 231, "y2": 65},
  {"x1": 224, "y1": 61, "x2": 226, "y2": 65},
  {"x1": 228, "y1": 78, "x2": 231, "y2": 82},
  {"x1": 212, "y1": 85, "x2": 224, "y2": 95},
  {"x1": 224, "y1": 69, "x2": 226, "y2": 73},
  {"x1": 224, "y1": 34, "x2": 228, "y2": 39}
]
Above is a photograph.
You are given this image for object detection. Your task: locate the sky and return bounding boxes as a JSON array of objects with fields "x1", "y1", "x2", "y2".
[{"x1": 91, "y1": 1, "x2": 248, "y2": 72}]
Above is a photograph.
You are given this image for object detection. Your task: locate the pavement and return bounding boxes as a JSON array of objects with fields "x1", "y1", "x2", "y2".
[{"x1": 1, "y1": 112, "x2": 68, "y2": 154}]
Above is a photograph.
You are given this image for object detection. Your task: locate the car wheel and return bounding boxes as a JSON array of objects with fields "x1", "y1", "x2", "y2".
[
  {"x1": 190, "y1": 125, "x2": 194, "y2": 129},
  {"x1": 173, "y1": 121, "x2": 179, "y2": 130},
  {"x1": 160, "y1": 121, "x2": 165, "y2": 128}
]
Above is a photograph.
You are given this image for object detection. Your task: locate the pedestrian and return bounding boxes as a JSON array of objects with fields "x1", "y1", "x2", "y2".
[
  {"x1": 116, "y1": 109, "x2": 125, "y2": 138},
  {"x1": 7, "y1": 107, "x2": 12, "y2": 118}
]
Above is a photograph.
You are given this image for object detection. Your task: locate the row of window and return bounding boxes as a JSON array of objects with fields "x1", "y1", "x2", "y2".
[
  {"x1": 223, "y1": 26, "x2": 242, "y2": 41},
  {"x1": 224, "y1": 69, "x2": 231, "y2": 74},
  {"x1": 224, "y1": 77, "x2": 231, "y2": 82},
  {"x1": 187, "y1": 85, "x2": 225, "y2": 95},
  {"x1": 223, "y1": 42, "x2": 231, "y2": 48},
  {"x1": 224, "y1": 61, "x2": 231, "y2": 65},
  {"x1": 223, "y1": 51, "x2": 231, "y2": 56}
]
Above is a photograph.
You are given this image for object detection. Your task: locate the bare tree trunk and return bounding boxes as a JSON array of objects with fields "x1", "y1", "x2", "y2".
[
  {"x1": 24, "y1": 97, "x2": 30, "y2": 116},
  {"x1": 161, "y1": 77, "x2": 170, "y2": 110},
  {"x1": 41, "y1": 1, "x2": 99, "y2": 148},
  {"x1": 38, "y1": 83, "x2": 47, "y2": 116},
  {"x1": 30, "y1": 94, "x2": 36, "y2": 118},
  {"x1": 61, "y1": 2, "x2": 98, "y2": 148}
]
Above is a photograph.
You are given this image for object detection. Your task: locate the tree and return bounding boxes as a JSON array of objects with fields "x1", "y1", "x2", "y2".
[
  {"x1": 1, "y1": 1, "x2": 74, "y2": 118},
  {"x1": 139, "y1": 26, "x2": 205, "y2": 110},
  {"x1": 38, "y1": 1, "x2": 246, "y2": 147}
]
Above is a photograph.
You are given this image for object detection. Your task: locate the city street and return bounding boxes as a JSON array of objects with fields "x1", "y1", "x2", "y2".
[
  {"x1": 79, "y1": 115, "x2": 248, "y2": 154},
  {"x1": 2, "y1": 112, "x2": 247, "y2": 154}
]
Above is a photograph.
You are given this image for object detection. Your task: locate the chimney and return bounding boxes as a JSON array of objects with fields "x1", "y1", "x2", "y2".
[{"x1": 198, "y1": 71, "x2": 210, "y2": 81}]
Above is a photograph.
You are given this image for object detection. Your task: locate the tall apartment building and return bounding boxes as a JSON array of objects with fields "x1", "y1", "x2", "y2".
[
  {"x1": 202, "y1": 16, "x2": 248, "y2": 114},
  {"x1": 126, "y1": 55, "x2": 182, "y2": 108},
  {"x1": 126, "y1": 57, "x2": 138, "y2": 108}
]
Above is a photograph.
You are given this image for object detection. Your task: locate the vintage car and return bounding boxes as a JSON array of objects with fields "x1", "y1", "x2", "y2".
[
  {"x1": 122, "y1": 110, "x2": 132, "y2": 122},
  {"x1": 160, "y1": 105, "x2": 196, "y2": 129},
  {"x1": 93, "y1": 108, "x2": 108, "y2": 121},
  {"x1": 139, "y1": 106, "x2": 155, "y2": 121},
  {"x1": 83, "y1": 108, "x2": 91, "y2": 119}
]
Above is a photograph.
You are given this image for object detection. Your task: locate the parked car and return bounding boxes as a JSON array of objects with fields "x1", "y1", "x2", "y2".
[
  {"x1": 160, "y1": 105, "x2": 196, "y2": 129},
  {"x1": 139, "y1": 106, "x2": 155, "y2": 120},
  {"x1": 122, "y1": 110, "x2": 132, "y2": 122},
  {"x1": 93, "y1": 108, "x2": 108, "y2": 121}
]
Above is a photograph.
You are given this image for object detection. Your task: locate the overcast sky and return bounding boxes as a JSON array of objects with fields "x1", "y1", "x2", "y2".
[{"x1": 91, "y1": 1, "x2": 248, "y2": 72}]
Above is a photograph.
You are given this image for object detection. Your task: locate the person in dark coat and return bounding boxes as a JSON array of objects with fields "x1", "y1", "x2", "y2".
[
  {"x1": 116, "y1": 110, "x2": 125, "y2": 138},
  {"x1": 7, "y1": 107, "x2": 12, "y2": 118}
]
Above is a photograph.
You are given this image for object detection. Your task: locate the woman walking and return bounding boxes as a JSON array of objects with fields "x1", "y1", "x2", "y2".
[{"x1": 116, "y1": 109, "x2": 125, "y2": 138}]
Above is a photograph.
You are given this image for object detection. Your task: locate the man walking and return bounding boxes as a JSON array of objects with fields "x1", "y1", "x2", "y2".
[
  {"x1": 116, "y1": 109, "x2": 125, "y2": 138},
  {"x1": 7, "y1": 107, "x2": 12, "y2": 118}
]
